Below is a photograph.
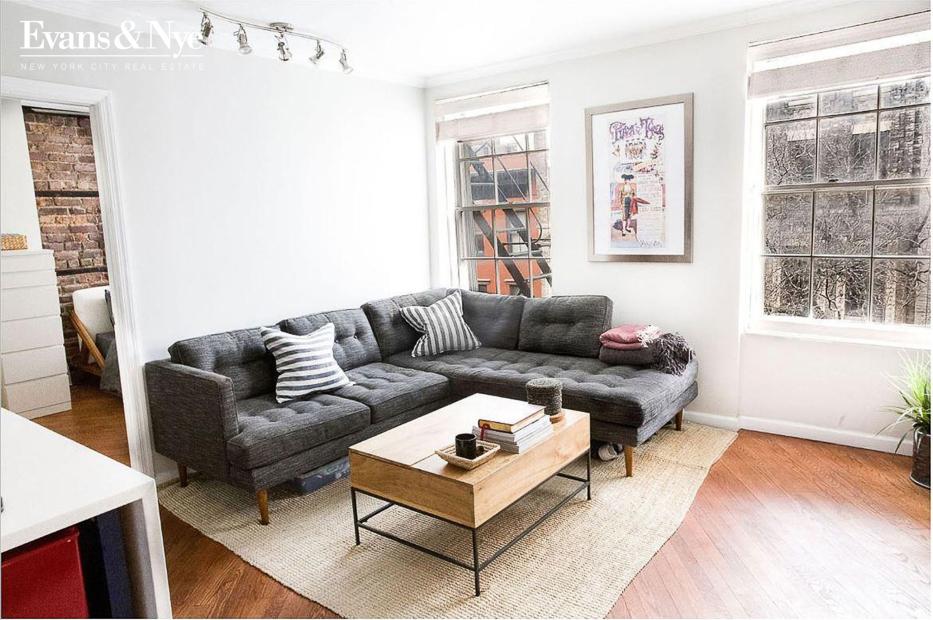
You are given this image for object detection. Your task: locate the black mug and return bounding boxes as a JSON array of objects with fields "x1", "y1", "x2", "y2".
[{"x1": 455, "y1": 433, "x2": 477, "y2": 459}]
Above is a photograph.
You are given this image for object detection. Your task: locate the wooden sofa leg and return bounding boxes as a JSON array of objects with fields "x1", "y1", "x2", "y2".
[
  {"x1": 178, "y1": 464, "x2": 188, "y2": 487},
  {"x1": 675, "y1": 409, "x2": 684, "y2": 431},
  {"x1": 624, "y1": 445, "x2": 634, "y2": 477},
  {"x1": 257, "y1": 490, "x2": 270, "y2": 525}
]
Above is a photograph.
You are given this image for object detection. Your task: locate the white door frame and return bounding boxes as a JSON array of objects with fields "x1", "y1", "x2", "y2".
[{"x1": 1, "y1": 75, "x2": 156, "y2": 478}]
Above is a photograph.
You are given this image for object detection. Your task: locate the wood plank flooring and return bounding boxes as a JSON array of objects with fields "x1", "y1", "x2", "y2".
[{"x1": 29, "y1": 388, "x2": 930, "y2": 617}]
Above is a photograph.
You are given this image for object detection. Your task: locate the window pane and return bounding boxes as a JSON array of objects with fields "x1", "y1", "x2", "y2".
[
  {"x1": 811, "y1": 258, "x2": 870, "y2": 321},
  {"x1": 817, "y1": 113, "x2": 876, "y2": 182},
  {"x1": 872, "y1": 259, "x2": 931, "y2": 325},
  {"x1": 497, "y1": 258, "x2": 531, "y2": 297},
  {"x1": 463, "y1": 259, "x2": 496, "y2": 293},
  {"x1": 459, "y1": 139, "x2": 491, "y2": 158},
  {"x1": 813, "y1": 190, "x2": 872, "y2": 255},
  {"x1": 763, "y1": 192, "x2": 812, "y2": 254},
  {"x1": 460, "y1": 210, "x2": 494, "y2": 258},
  {"x1": 496, "y1": 208, "x2": 529, "y2": 257},
  {"x1": 530, "y1": 258, "x2": 552, "y2": 298},
  {"x1": 819, "y1": 85, "x2": 877, "y2": 115},
  {"x1": 528, "y1": 206, "x2": 551, "y2": 259},
  {"x1": 874, "y1": 187, "x2": 931, "y2": 256},
  {"x1": 766, "y1": 94, "x2": 817, "y2": 122},
  {"x1": 528, "y1": 151, "x2": 550, "y2": 201},
  {"x1": 880, "y1": 77, "x2": 930, "y2": 108},
  {"x1": 878, "y1": 106, "x2": 931, "y2": 180},
  {"x1": 763, "y1": 256, "x2": 811, "y2": 317},
  {"x1": 494, "y1": 153, "x2": 529, "y2": 203},
  {"x1": 766, "y1": 120, "x2": 816, "y2": 185},
  {"x1": 495, "y1": 134, "x2": 526, "y2": 154},
  {"x1": 529, "y1": 130, "x2": 549, "y2": 150},
  {"x1": 461, "y1": 158, "x2": 495, "y2": 205}
]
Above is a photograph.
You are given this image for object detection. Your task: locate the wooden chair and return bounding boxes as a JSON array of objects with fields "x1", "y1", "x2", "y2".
[{"x1": 69, "y1": 286, "x2": 112, "y2": 376}]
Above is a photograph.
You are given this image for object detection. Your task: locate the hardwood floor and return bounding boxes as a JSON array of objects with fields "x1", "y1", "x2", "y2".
[
  {"x1": 31, "y1": 378, "x2": 130, "y2": 466},
  {"x1": 160, "y1": 430, "x2": 930, "y2": 619}
]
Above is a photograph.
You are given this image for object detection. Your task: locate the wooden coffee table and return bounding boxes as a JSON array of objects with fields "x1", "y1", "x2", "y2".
[{"x1": 348, "y1": 393, "x2": 591, "y2": 596}]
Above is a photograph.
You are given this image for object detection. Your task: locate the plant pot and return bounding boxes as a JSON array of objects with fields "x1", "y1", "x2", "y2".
[{"x1": 910, "y1": 429, "x2": 930, "y2": 489}]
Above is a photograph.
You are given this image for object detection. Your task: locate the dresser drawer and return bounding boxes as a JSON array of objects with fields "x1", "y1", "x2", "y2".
[
  {"x1": 1, "y1": 346, "x2": 69, "y2": 384},
  {"x1": 1, "y1": 285, "x2": 61, "y2": 321},
  {"x1": 0, "y1": 269, "x2": 57, "y2": 290},
  {"x1": 1, "y1": 316, "x2": 65, "y2": 354},
  {"x1": 0, "y1": 251, "x2": 55, "y2": 274},
  {"x1": 1, "y1": 373, "x2": 70, "y2": 413}
]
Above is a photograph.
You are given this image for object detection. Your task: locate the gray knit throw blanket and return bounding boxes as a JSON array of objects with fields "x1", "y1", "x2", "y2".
[{"x1": 648, "y1": 332, "x2": 695, "y2": 375}]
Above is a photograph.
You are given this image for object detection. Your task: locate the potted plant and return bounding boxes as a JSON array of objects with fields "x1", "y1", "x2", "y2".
[{"x1": 881, "y1": 356, "x2": 931, "y2": 489}]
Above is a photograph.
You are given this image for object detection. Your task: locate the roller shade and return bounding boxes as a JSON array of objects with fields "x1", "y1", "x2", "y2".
[
  {"x1": 435, "y1": 83, "x2": 549, "y2": 141},
  {"x1": 748, "y1": 12, "x2": 931, "y2": 98}
]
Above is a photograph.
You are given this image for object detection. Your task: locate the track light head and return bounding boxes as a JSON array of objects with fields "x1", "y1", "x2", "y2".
[
  {"x1": 235, "y1": 24, "x2": 252, "y2": 55},
  {"x1": 197, "y1": 12, "x2": 213, "y2": 46},
  {"x1": 339, "y1": 49, "x2": 353, "y2": 74},
  {"x1": 309, "y1": 40, "x2": 325, "y2": 65},
  {"x1": 275, "y1": 32, "x2": 292, "y2": 62}
]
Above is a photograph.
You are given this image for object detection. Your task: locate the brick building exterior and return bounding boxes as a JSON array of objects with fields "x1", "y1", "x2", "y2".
[{"x1": 23, "y1": 111, "x2": 108, "y2": 365}]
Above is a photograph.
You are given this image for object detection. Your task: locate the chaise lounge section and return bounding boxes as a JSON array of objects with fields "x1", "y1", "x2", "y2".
[{"x1": 145, "y1": 289, "x2": 697, "y2": 524}]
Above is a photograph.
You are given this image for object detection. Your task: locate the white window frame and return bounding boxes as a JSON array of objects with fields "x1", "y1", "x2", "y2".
[{"x1": 740, "y1": 88, "x2": 931, "y2": 350}]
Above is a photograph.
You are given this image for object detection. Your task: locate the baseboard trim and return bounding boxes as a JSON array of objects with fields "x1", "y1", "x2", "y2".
[{"x1": 684, "y1": 409, "x2": 912, "y2": 456}]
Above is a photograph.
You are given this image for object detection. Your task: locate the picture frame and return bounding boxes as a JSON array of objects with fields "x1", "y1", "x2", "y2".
[{"x1": 586, "y1": 93, "x2": 694, "y2": 262}]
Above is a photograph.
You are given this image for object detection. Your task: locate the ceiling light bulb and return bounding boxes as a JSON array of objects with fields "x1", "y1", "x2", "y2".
[
  {"x1": 276, "y1": 33, "x2": 292, "y2": 62},
  {"x1": 197, "y1": 12, "x2": 213, "y2": 46},
  {"x1": 309, "y1": 40, "x2": 325, "y2": 65},
  {"x1": 339, "y1": 49, "x2": 353, "y2": 74},
  {"x1": 235, "y1": 24, "x2": 251, "y2": 55}
]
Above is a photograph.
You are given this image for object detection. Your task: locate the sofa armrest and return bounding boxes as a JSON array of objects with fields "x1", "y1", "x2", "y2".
[{"x1": 144, "y1": 359, "x2": 239, "y2": 480}]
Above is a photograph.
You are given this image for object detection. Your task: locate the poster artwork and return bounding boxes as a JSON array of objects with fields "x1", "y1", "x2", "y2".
[{"x1": 608, "y1": 116, "x2": 666, "y2": 249}]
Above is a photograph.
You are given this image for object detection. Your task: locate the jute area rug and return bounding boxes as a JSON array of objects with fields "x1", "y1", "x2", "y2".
[{"x1": 160, "y1": 421, "x2": 736, "y2": 618}]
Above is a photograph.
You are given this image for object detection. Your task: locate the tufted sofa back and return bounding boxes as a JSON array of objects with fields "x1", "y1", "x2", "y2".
[
  {"x1": 169, "y1": 328, "x2": 276, "y2": 400},
  {"x1": 277, "y1": 308, "x2": 380, "y2": 370},
  {"x1": 450, "y1": 288, "x2": 525, "y2": 350},
  {"x1": 517, "y1": 295, "x2": 612, "y2": 358}
]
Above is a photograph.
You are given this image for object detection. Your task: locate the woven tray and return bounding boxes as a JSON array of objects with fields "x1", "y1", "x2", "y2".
[{"x1": 435, "y1": 440, "x2": 500, "y2": 470}]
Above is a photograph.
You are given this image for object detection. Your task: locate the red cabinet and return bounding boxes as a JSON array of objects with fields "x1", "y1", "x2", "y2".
[{"x1": 1, "y1": 526, "x2": 90, "y2": 618}]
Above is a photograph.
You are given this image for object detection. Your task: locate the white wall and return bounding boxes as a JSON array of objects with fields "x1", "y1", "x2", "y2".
[
  {"x1": 426, "y1": 0, "x2": 930, "y2": 453},
  {"x1": 0, "y1": 98, "x2": 41, "y2": 249},
  {"x1": 1, "y1": 3, "x2": 432, "y2": 476}
]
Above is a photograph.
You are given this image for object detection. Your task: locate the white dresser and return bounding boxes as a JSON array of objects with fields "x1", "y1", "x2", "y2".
[{"x1": 0, "y1": 249, "x2": 71, "y2": 418}]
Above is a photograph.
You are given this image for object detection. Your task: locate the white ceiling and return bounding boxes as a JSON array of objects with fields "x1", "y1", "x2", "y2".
[{"x1": 14, "y1": 0, "x2": 861, "y2": 85}]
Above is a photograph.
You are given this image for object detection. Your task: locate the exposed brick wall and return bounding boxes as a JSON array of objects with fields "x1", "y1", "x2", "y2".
[{"x1": 23, "y1": 111, "x2": 108, "y2": 366}]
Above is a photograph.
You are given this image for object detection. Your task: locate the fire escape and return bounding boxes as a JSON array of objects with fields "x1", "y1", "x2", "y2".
[{"x1": 463, "y1": 138, "x2": 552, "y2": 297}]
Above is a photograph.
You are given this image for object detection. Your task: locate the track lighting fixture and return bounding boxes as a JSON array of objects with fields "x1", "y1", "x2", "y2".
[
  {"x1": 195, "y1": 7, "x2": 351, "y2": 73},
  {"x1": 309, "y1": 40, "x2": 325, "y2": 65},
  {"x1": 275, "y1": 32, "x2": 292, "y2": 62},
  {"x1": 235, "y1": 24, "x2": 252, "y2": 55},
  {"x1": 197, "y1": 11, "x2": 213, "y2": 46},
  {"x1": 339, "y1": 49, "x2": 353, "y2": 74}
]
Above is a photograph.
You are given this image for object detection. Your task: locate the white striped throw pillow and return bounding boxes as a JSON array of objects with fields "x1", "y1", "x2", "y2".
[
  {"x1": 399, "y1": 290, "x2": 481, "y2": 357},
  {"x1": 260, "y1": 323, "x2": 352, "y2": 403}
]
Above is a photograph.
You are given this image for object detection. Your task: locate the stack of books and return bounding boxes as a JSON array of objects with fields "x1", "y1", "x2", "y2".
[{"x1": 474, "y1": 401, "x2": 553, "y2": 453}]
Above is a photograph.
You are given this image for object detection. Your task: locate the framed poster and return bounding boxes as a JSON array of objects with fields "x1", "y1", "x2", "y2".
[{"x1": 586, "y1": 93, "x2": 693, "y2": 262}]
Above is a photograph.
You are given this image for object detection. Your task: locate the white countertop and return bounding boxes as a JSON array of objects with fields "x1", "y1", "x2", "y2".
[{"x1": 0, "y1": 408, "x2": 155, "y2": 552}]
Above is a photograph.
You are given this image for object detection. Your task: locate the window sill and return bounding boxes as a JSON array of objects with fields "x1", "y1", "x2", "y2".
[{"x1": 743, "y1": 317, "x2": 931, "y2": 350}]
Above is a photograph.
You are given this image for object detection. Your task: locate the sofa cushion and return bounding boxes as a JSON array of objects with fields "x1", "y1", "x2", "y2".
[
  {"x1": 387, "y1": 347, "x2": 696, "y2": 427},
  {"x1": 169, "y1": 328, "x2": 275, "y2": 400},
  {"x1": 229, "y1": 393, "x2": 369, "y2": 469},
  {"x1": 261, "y1": 324, "x2": 353, "y2": 403},
  {"x1": 400, "y1": 290, "x2": 480, "y2": 357},
  {"x1": 277, "y1": 308, "x2": 380, "y2": 370},
  {"x1": 517, "y1": 295, "x2": 612, "y2": 358},
  {"x1": 361, "y1": 288, "x2": 450, "y2": 358},
  {"x1": 450, "y1": 289, "x2": 525, "y2": 350},
  {"x1": 334, "y1": 362, "x2": 450, "y2": 423}
]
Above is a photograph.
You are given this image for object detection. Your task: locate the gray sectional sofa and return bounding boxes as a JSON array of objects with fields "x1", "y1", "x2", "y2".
[{"x1": 145, "y1": 289, "x2": 697, "y2": 524}]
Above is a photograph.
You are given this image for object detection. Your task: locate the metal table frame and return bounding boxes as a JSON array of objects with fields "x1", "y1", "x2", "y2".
[{"x1": 350, "y1": 449, "x2": 591, "y2": 596}]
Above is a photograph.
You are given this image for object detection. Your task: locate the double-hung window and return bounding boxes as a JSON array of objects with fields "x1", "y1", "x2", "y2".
[
  {"x1": 436, "y1": 83, "x2": 551, "y2": 297},
  {"x1": 746, "y1": 15, "x2": 931, "y2": 336}
]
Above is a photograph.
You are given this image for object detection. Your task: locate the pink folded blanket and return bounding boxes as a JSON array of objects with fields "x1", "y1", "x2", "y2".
[{"x1": 599, "y1": 324, "x2": 661, "y2": 348}]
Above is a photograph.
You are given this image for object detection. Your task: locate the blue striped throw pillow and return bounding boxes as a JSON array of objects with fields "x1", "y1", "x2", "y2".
[
  {"x1": 399, "y1": 290, "x2": 481, "y2": 357},
  {"x1": 260, "y1": 323, "x2": 352, "y2": 403}
]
